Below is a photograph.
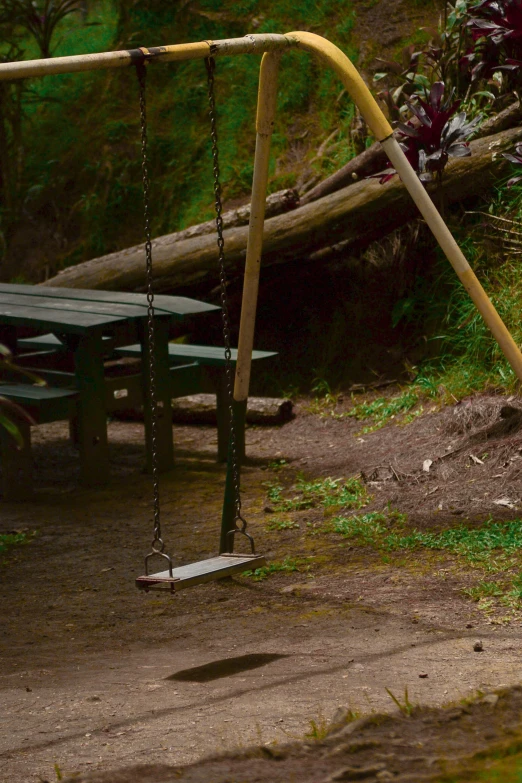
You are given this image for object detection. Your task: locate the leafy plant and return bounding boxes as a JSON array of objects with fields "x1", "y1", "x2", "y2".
[
  {"x1": 307, "y1": 377, "x2": 341, "y2": 415},
  {"x1": 330, "y1": 510, "x2": 407, "y2": 545},
  {"x1": 305, "y1": 715, "x2": 331, "y2": 741},
  {"x1": 464, "y1": 0, "x2": 522, "y2": 82},
  {"x1": 0, "y1": 343, "x2": 41, "y2": 446},
  {"x1": 377, "y1": 82, "x2": 480, "y2": 186},
  {"x1": 502, "y1": 141, "x2": 522, "y2": 185}
]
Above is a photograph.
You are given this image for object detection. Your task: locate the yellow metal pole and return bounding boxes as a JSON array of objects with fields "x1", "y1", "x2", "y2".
[
  {"x1": 233, "y1": 51, "x2": 282, "y2": 403},
  {"x1": 285, "y1": 31, "x2": 393, "y2": 142},
  {"x1": 220, "y1": 51, "x2": 281, "y2": 549}
]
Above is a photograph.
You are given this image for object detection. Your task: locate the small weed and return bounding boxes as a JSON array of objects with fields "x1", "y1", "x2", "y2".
[
  {"x1": 242, "y1": 557, "x2": 312, "y2": 581},
  {"x1": 305, "y1": 715, "x2": 330, "y2": 741},
  {"x1": 385, "y1": 686, "x2": 415, "y2": 717},
  {"x1": 54, "y1": 764, "x2": 63, "y2": 782},
  {"x1": 307, "y1": 378, "x2": 342, "y2": 416},
  {"x1": 267, "y1": 459, "x2": 288, "y2": 472}
]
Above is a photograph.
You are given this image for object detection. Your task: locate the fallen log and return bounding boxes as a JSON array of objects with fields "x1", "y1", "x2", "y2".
[
  {"x1": 115, "y1": 394, "x2": 294, "y2": 426},
  {"x1": 44, "y1": 126, "x2": 522, "y2": 294},
  {"x1": 301, "y1": 100, "x2": 522, "y2": 205},
  {"x1": 155, "y1": 187, "x2": 299, "y2": 246}
]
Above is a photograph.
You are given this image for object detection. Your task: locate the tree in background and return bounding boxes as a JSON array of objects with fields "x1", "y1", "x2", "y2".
[{"x1": 2, "y1": 0, "x2": 84, "y2": 59}]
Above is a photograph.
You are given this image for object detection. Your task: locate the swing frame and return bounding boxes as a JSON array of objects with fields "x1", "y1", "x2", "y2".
[{"x1": 4, "y1": 33, "x2": 522, "y2": 589}]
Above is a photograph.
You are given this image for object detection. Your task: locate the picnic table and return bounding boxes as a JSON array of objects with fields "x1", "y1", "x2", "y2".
[{"x1": 0, "y1": 283, "x2": 219, "y2": 492}]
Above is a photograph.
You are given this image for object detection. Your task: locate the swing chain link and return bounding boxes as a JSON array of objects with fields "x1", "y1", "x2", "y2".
[
  {"x1": 205, "y1": 56, "x2": 246, "y2": 536},
  {"x1": 136, "y1": 60, "x2": 164, "y2": 555}
]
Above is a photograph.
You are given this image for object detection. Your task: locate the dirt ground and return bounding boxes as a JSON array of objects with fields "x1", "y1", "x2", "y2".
[{"x1": 2, "y1": 392, "x2": 522, "y2": 782}]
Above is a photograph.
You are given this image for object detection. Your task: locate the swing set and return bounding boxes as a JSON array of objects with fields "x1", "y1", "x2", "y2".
[{"x1": 2, "y1": 32, "x2": 522, "y2": 593}]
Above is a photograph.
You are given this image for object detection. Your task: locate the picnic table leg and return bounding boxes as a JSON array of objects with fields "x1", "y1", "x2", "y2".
[
  {"x1": 139, "y1": 319, "x2": 174, "y2": 473},
  {"x1": 205, "y1": 367, "x2": 246, "y2": 464},
  {"x1": 0, "y1": 418, "x2": 32, "y2": 501},
  {"x1": 73, "y1": 333, "x2": 110, "y2": 487}
]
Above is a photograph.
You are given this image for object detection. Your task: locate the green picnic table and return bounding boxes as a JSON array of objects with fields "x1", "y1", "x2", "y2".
[{"x1": 0, "y1": 283, "x2": 219, "y2": 495}]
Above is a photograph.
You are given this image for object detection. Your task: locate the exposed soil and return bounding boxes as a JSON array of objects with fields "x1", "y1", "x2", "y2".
[{"x1": 2, "y1": 391, "x2": 522, "y2": 782}]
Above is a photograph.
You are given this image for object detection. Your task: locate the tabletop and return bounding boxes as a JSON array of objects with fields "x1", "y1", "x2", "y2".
[{"x1": 0, "y1": 283, "x2": 220, "y2": 335}]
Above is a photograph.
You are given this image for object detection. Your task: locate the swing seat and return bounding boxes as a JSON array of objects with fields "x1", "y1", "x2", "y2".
[{"x1": 136, "y1": 553, "x2": 266, "y2": 592}]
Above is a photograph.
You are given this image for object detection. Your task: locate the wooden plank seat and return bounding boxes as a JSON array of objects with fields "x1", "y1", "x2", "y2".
[
  {"x1": 0, "y1": 384, "x2": 78, "y2": 501},
  {"x1": 17, "y1": 333, "x2": 113, "y2": 353},
  {"x1": 115, "y1": 343, "x2": 278, "y2": 461},
  {"x1": 16, "y1": 336, "x2": 278, "y2": 461},
  {"x1": 136, "y1": 553, "x2": 266, "y2": 592}
]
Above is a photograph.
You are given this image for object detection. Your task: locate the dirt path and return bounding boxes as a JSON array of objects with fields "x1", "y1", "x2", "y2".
[{"x1": 2, "y1": 395, "x2": 522, "y2": 781}]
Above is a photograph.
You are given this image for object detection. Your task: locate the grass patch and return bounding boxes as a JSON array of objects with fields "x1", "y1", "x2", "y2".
[
  {"x1": 322, "y1": 510, "x2": 522, "y2": 611},
  {"x1": 345, "y1": 389, "x2": 421, "y2": 433},
  {"x1": 264, "y1": 474, "x2": 370, "y2": 513},
  {"x1": 265, "y1": 517, "x2": 300, "y2": 531},
  {"x1": 308, "y1": 379, "x2": 427, "y2": 434},
  {"x1": 439, "y1": 743, "x2": 522, "y2": 782},
  {"x1": 0, "y1": 531, "x2": 32, "y2": 557},
  {"x1": 384, "y1": 519, "x2": 522, "y2": 570},
  {"x1": 242, "y1": 556, "x2": 312, "y2": 581},
  {"x1": 328, "y1": 509, "x2": 407, "y2": 544}
]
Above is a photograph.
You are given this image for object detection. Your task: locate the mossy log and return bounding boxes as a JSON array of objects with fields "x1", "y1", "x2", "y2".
[{"x1": 44, "y1": 126, "x2": 522, "y2": 294}]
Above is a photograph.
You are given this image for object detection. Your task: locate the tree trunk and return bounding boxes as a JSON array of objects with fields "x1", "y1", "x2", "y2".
[{"x1": 43, "y1": 126, "x2": 522, "y2": 294}]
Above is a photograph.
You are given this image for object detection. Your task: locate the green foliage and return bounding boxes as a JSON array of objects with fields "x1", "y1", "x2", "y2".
[
  {"x1": 325, "y1": 508, "x2": 522, "y2": 609},
  {"x1": 1, "y1": 0, "x2": 361, "y2": 276}
]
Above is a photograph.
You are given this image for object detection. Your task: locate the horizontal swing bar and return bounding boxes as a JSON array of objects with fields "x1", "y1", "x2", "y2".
[{"x1": 0, "y1": 34, "x2": 294, "y2": 81}]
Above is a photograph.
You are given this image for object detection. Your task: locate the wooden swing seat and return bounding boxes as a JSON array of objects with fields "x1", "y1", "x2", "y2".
[{"x1": 135, "y1": 553, "x2": 266, "y2": 592}]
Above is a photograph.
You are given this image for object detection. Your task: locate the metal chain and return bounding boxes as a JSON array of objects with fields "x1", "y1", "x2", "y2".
[
  {"x1": 136, "y1": 60, "x2": 164, "y2": 554},
  {"x1": 205, "y1": 56, "x2": 245, "y2": 532}
]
